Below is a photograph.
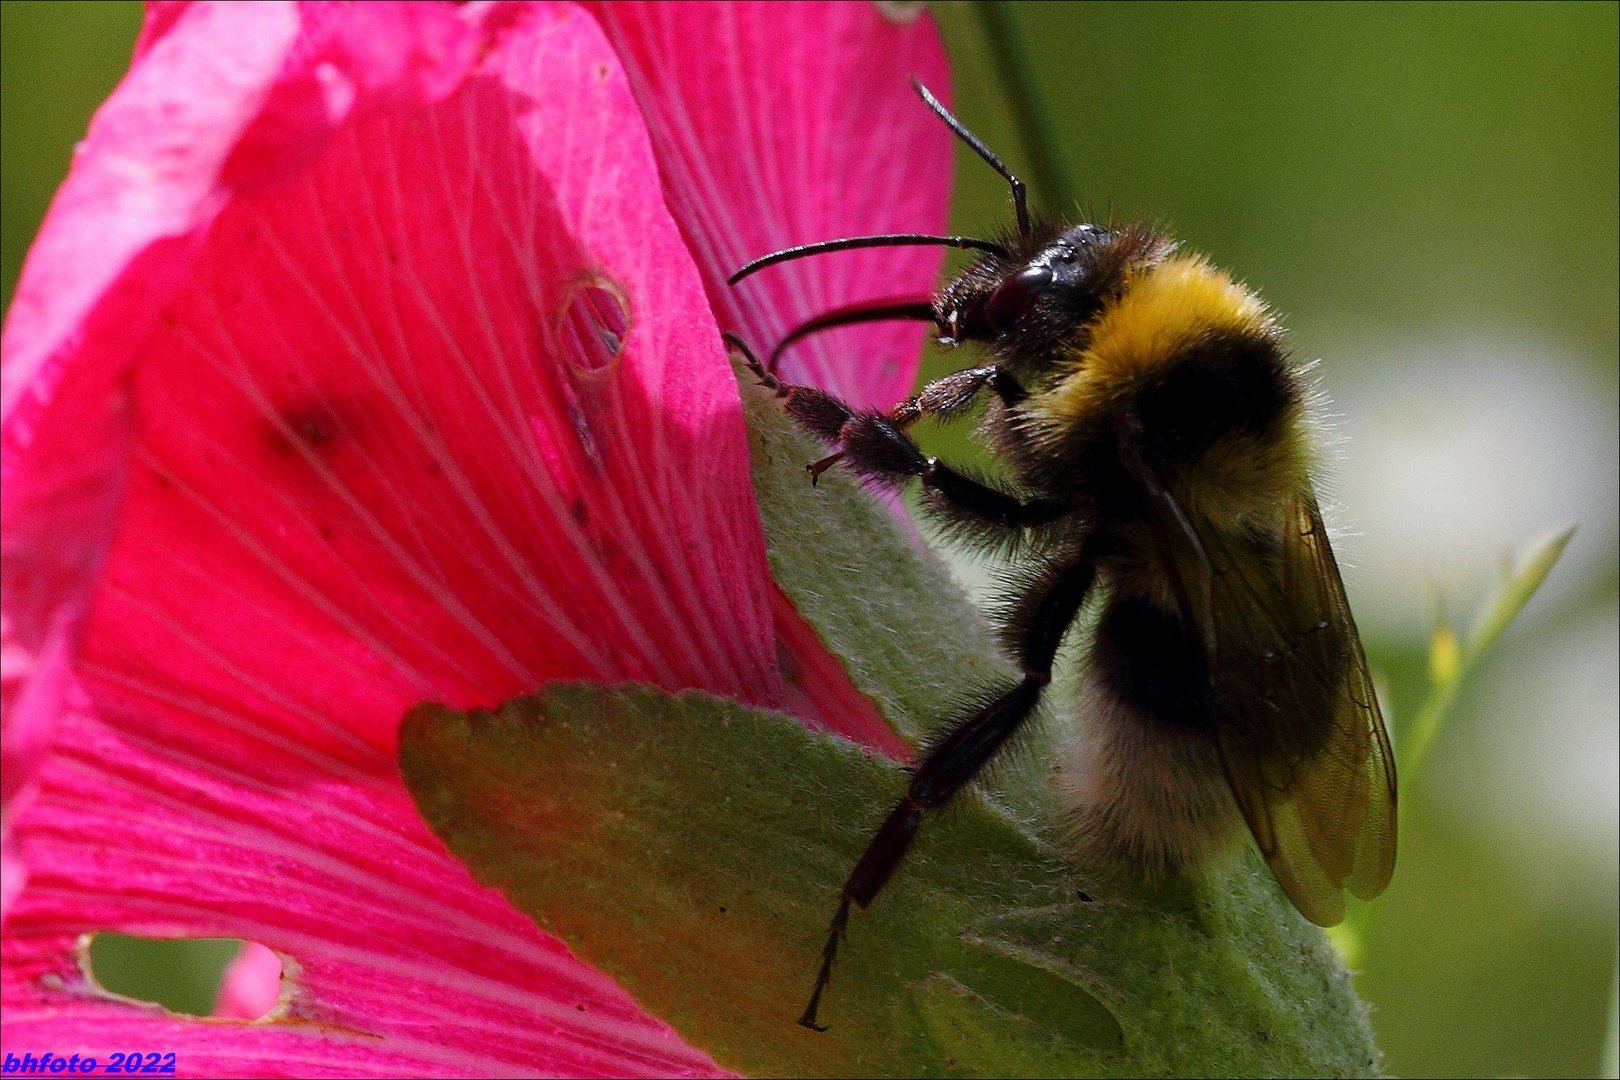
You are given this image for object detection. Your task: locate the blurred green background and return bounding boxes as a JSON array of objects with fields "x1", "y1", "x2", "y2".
[{"x1": 2, "y1": 2, "x2": 1615, "y2": 1077}]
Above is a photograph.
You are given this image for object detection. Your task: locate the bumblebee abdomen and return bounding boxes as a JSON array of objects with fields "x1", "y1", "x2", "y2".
[{"x1": 1092, "y1": 593, "x2": 1215, "y2": 732}]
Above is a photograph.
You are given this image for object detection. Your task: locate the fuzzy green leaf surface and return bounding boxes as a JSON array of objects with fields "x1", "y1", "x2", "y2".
[{"x1": 401, "y1": 684, "x2": 1380, "y2": 1078}]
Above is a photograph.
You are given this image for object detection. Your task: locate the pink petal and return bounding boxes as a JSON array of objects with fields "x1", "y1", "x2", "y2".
[
  {"x1": 3, "y1": 703, "x2": 723, "y2": 1076},
  {"x1": 2, "y1": 0, "x2": 802, "y2": 1072},
  {"x1": 1, "y1": 0, "x2": 303, "y2": 926},
  {"x1": 213, "y1": 943, "x2": 282, "y2": 1021},
  {"x1": 582, "y1": 0, "x2": 952, "y2": 759},
  {"x1": 0, "y1": 613, "x2": 71, "y2": 922},
  {"x1": 1, "y1": 0, "x2": 491, "y2": 915},
  {"x1": 585, "y1": 1, "x2": 955, "y2": 411}
]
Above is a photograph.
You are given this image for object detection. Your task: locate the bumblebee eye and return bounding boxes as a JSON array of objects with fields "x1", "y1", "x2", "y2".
[{"x1": 983, "y1": 264, "x2": 1054, "y2": 331}]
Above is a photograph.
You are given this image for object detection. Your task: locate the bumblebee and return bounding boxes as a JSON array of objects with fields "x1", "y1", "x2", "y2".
[{"x1": 729, "y1": 81, "x2": 1396, "y2": 1032}]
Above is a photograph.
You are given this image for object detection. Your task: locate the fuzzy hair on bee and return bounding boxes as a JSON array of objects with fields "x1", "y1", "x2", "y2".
[{"x1": 727, "y1": 79, "x2": 1396, "y2": 1033}]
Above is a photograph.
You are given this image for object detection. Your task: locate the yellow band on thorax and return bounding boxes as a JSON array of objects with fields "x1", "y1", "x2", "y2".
[
  {"x1": 1088, "y1": 254, "x2": 1270, "y2": 378},
  {"x1": 1036, "y1": 254, "x2": 1273, "y2": 426}
]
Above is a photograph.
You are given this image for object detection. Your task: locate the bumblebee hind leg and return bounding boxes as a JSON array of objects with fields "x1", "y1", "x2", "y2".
[{"x1": 800, "y1": 553, "x2": 1096, "y2": 1030}]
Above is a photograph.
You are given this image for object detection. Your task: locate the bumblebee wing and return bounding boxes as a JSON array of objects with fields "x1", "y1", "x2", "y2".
[
  {"x1": 1116, "y1": 446, "x2": 1396, "y2": 923},
  {"x1": 1204, "y1": 491, "x2": 1397, "y2": 926}
]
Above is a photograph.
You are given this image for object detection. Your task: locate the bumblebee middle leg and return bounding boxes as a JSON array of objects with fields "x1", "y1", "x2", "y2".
[{"x1": 889, "y1": 364, "x2": 1025, "y2": 425}]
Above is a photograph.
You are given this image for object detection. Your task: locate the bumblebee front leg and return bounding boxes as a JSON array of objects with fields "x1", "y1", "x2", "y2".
[
  {"x1": 799, "y1": 554, "x2": 1096, "y2": 1030},
  {"x1": 727, "y1": 334, "x2": 1058, "y2": 527},
  {"x1": 889, "y1": 364, "x2": 1024, "y2": 426}
]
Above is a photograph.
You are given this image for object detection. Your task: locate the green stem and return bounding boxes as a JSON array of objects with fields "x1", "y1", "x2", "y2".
[
  {"x1": 975, "y1": 1, "x2": 1079, "y2": 216},
  {"x1": 1403, "y1": 526, "x2": 1575, "y2": 783}
]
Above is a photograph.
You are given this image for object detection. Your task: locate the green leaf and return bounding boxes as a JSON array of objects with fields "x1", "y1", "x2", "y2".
[
  {"x1": 401, "y1": 683, "x2": 1381, "y2": 1078},
  {"x1": 1603, "y1": 953, "x2": 1618, "y2": 1080}
]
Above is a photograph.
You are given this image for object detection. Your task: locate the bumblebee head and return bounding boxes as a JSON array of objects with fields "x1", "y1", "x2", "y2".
[{"x1": 935, "y1": 221, "x2": 1173, "y2": 364}]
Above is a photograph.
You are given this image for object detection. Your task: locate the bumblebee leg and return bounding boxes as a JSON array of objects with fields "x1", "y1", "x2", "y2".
[
  {"x1": 800, "y1": 555, "x2": 1095, "y2": 1031},
  {"x1": 727, "y1": 332, "x2": 857, "y2": 444},
  {"x1": 891, "y1": 365, "x2": 1024, "y2": 425},
  {"x1": 726, "y1": 333, "x2": 1055, "y2": 525},
  {"x1": 838, "y1": 413, "x2": 1065, "y2": 527},
  {"x1": 732, "y1": 337, "x2": 1005, "y2": 441},
  {"x1": 814, "y1": 369, "x2": 1023, "y2": 492}
]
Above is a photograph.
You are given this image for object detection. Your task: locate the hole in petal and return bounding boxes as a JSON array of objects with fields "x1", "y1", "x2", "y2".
[
  {"x1": 82, "y1": 934, "x2": 281, "y2": 1020},
  {"x1": 557, "y1": 275, "x2": 631, "y2": 378}
]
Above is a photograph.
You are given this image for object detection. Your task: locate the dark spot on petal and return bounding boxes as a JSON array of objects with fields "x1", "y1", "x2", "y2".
[
  {"x1": 297, "y1": 414, "x2": 332, "y2": 445},
  {"x1": 267, "y1": 399, "x2": 349, "y2": 459},
  {"x1": 776, "y1": 639, "x2": 802, "y2": 687}
]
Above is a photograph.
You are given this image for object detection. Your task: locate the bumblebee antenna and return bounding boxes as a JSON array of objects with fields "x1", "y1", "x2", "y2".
[
  {"x1": 911, "y1": 77, "x2": 1030, "y2": 237},
  {"x1": 728, "y1": 80, "x2": 1032, "y2": 287},
  {"x1": 767, "y1": 297, "x2": 937, "y2": 372},
  {"x1": 728, "y1": 234, "x2": 1006, "y2": 285}
]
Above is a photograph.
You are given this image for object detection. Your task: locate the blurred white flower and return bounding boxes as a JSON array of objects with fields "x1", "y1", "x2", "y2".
[
  {"x1": 1463, "y1": 606, "x2": 1617, "y2": 877},
  {"x1": 1322, "y1": 330, "x2": 1618, "y2": 639}
]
